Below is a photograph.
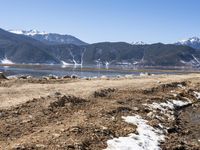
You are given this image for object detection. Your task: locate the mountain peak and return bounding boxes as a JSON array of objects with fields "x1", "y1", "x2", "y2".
[
  {"x1": 178, "y1": 37, "x2": 200, "y2": 44},
  {"x1": 8, "y1": 29, "x2": 87, "y2": 45},
  {"x1": 131, "y1": 41, "x2": 146, "y2": 45},
  {"x1": 175, "y1": 37, "x2": 200, "y2": 49}
]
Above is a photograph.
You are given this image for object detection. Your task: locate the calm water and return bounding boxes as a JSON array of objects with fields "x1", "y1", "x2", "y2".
[{"x1": 0, "y1": 64, "x2": 198, "y2": 78}]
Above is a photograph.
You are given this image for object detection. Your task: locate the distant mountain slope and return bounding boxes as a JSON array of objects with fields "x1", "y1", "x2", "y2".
[
  {"x1": 1, "y1": 28, "x2": 200, "y2": 68},
  {"x1": 0, "y1": 28, "x2": 60, "y2": 64},
  {"x1": 48, "y1": 42, "x2": 200, "y2": 67},
  {"x1": 80, "y1": 42, "x2": 200, "y2": 67},
  {"x1": 175, "y1": 37, "x2": 200, "y2": 49},
  {"x1": 8, "y1": 29, "x2": 88, "y2": 46}
]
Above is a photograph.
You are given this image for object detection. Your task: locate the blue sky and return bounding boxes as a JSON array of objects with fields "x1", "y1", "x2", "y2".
[{"x1": 1, "y1": 0, "x2": 200, "y2": 44}]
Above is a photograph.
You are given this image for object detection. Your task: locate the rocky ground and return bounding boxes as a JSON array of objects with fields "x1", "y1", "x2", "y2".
[{"x1": 0, "y1": 74, "x2": 200, "y2": 149}]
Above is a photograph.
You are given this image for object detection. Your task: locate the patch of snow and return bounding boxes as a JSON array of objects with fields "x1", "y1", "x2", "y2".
[
  {"x1": 140, "y1": 72, "x2": 151, "y2": 77},
  {"x1": 148, "y1": 99, "x2": 191, "y2": 111},
  {"x1": 125, "y1": 74, "x2": 134, "y2": 79},
  {"x1": 133, "y1": 61, "x2": 139, "y2": 65},
  {"x1": 194, "y1": 91, "x2": 200, "y2": 100},
  {"x1": 105, "y1": 115, "x2": 164, "y2": 150},
  {"x1": 192, "y1": 55, "x2": 200, "y2": 64},
  {"x1": 171, "y1": 100, "x2": 190, "y2": 107},
  {"x1": 9, "y1": 29, "x2": 47, "y2": 36},
  {"x1": 7, "y1": 75, "x2": 18, "y2": 79},
  {"x1": 61, "y1": 60, "x2": 73, "y2": 66},
  {"x1": 177, "y1": 84, "x2": 184, "y2": 88},
  {"x1": 144, "y1": 99, "x2": 191, "y2": 122},
  {"x1": 61, "y1": 60, "x2": 74, "y2": 68},
  {"x1": 1, "y1": 58, "x2": 14, "y2": 64},
  {"x1": 177, "y1": 37, "x2": 200, "y2": 45},
  {"x1": 131, "y1": 41, "x2": 147, "y2": 45}
]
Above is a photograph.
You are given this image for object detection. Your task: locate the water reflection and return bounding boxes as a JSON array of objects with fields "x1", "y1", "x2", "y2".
[{"x1": 0, "y1": 64, "x2": 197, "y2": 78}]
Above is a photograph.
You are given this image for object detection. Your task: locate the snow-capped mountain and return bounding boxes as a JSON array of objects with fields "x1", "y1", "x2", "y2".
[
  {"x1": 8, "y1": 29, "x2": 87, "y2": 46},
  {"x1": 2, "y1": 27, "x2": 200, "y2": 68},
  {"x1": 175, "y1": 37, "x2": 200, "y2": 49},
  {"x1": 131, "y1": 41, "x2": 146, "y2": 45},
  {"x1": 9, "y1": 29, "x2": 47, "y2": 36}
]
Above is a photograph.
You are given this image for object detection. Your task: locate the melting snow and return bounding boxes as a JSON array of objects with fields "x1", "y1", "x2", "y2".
[
  {"x1": 1, "y1": 58, "x2": 14, "y2": 64},
  {"x1": 105, "y1": 99, "x2": 193, "y2": 150},
  {"x1": 194, "y1": 91, "x2": 200, "y2": 100},
  {"x1": 9, "y1": 29, "x2": 47, "y2": 36},
  {"x1": 61, "y1": 60, "x2": 73, "y2": 66},
  {"x1": 105, "y1": 115, "x2": 164, "y2": 150},
  {"x1": 148, "y1": 99, "x2": 191, "y2": 111}
]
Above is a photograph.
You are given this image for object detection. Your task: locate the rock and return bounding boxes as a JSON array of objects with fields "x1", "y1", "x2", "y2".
[
  {"x1": 43, "y1": 76, "x2": 50, "y2": 80},
  {"x1": 55, "y1": 92, "x2": 62, "y2": 96},
  {"x1": 125, "y1": 74, "x2": 134, "y2": 79},
  {"x1": 100, "y1": 75, "x2": 108, "y2": 79},
  {"x1": 0, "y1": 72, "x2": 8, "y2": 80},
  {"x1": 52, "y1": 133, "x2": 60, "y2": 138},
  {"x1": 133, "y1": 107, "x2": 139, "y2": 111},
  {"x1": 12, "y1": 144, "x2": 25, "y2": 149},
  {"x1": 84, "y1": 77, "x2": 91, "y2": 80},
  {"x1": 49, "y1": 75, "x2": 58, "y2": 79},
  {"x1": 71, "y1": 75, "x2": 78, "y2": 79},
  {"x1": 19, "y1": 75, "x2": 32, "y2": 79},
  {"x1": 60, "y1": 128, "x2": 66, "y2": 132},
  {"x1": 140, "y1": 72, "x2": 151, "y2": 77},
  {"x1": 116, "y1": 75, "x2": 122, "y2": 78},
  {"x1": 70, "y1": 126, "x2": 82, "y2": 133},
  {"x1": 63, "y1": 75, "x2": 71, "y2": 79},
  {"x1": 123, "y1": 126, "x2": 136, "y2": 134},
  {"x1": 167, "y1": 127, "x2": 178, "y2": 133},
  {"x1": 148, "y1": 119, "x2": 160, "y2": 127},
  {"x1": 147, "y1": 112, "x2": 154, "y2": 118},
  {"x1": 36, "y1": 144, "x2": 46, "y2": 148}
]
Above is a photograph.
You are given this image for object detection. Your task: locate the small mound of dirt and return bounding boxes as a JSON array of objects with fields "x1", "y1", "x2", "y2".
[
  {"x1": 106, "y1": 106, "x2": 133, "y2": 116},
  {"x1": 143, "y1": 81, "x2": 188, "y2": 94},
  {"x1": 94, "y1": 88, "x2": 116, "y2": 98},
  {"x1": 49, "y1": 95, "x2": 87, "y2": 108}
]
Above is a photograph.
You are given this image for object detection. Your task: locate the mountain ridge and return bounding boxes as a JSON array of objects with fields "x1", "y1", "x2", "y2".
[
  {"x1": 0, "y1": 28, "x2": 200, "y2": 68},
  {"x1": 175, "y1": 37, "x2": 200, "y2": 49},
  {"x1": 8, "y1": 29, "x2": 88, "y2": 46}
]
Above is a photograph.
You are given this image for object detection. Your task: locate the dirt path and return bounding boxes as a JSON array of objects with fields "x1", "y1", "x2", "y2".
[{"x1": 0, "y1": 74, "x2": 199, "y2": 109}]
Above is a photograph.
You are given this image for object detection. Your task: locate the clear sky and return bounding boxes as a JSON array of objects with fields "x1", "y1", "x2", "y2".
[{"x1": 1, "y1": 0, "x2": 200, "y2": 44}]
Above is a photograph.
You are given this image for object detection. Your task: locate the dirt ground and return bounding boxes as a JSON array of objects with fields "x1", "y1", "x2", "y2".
[{"x1": 0, "y1": 74, "x2": 200, "y2": 149}]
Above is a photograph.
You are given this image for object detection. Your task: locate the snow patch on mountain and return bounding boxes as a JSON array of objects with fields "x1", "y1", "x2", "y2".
[
  {"x1": 1, "y1": 57, "x2": 14, "y2": 64},
  {"x1": 9, "y1": 29, "x2": 47, "y2": 36},
  {"x1": 176, "y1": 37, "x2": 200, "y2": 49},
  {"x1": 8, "y1": 29, "x2": 87, "y2": 45},
  {"x1": 131, "y1": 41, "x2": 146, "y2": 45}
]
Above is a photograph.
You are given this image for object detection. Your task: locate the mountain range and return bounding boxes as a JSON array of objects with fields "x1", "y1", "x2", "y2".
[
  {"x1": 0, "y1": 28, "x2": 200, "y2": 68},
  {"x1": 9, "y1": 29, "x2": 87, "y2": 46}
]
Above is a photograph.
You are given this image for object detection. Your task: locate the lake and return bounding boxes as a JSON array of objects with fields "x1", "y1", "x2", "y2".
[{"x1": 0, "y1": 64, "x2": 199, "y2": 78}]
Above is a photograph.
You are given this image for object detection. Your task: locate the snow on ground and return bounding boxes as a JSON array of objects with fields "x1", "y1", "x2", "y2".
[
  {"x1": 194, "y1": 91, "x2": 200, "y2": 100},
  {"x1": 105, "y1": 98, "x2": 193, "y2": 150},
  {"x1": 1, "y1": 58, "x2": 14, "y2": 64},
  {"x1": 145, "y1": 99, "x2": 191, "y2": 121},
  {"x1": 105, "y1": 115, "x2": 164, "y2": 150},
  {"x1": 148, "y1": 99, "x2": 191, "y2": 111}
]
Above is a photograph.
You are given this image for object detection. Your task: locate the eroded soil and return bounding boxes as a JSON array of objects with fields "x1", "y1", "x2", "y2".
[{"x1": 0, "y1": 74, "x2": 200, "y2": 149}]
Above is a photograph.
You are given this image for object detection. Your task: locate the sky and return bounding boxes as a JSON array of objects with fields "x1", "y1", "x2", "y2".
[{"x1": 1, "y1": 0, "x2": 200, "y2": 44}]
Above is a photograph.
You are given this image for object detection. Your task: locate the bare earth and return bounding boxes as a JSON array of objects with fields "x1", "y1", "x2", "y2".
[{"x1": 0, "y1": 74, "x2": 200, "y2": 149}]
